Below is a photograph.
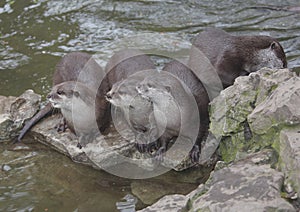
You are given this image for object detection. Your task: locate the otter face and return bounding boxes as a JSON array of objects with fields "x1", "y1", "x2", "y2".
[
  {"x1": 106, "y1": 79, "x2": 139, "y2": 108},
  {"x1": 136, "y1": 78, "x2": 172, "y2": 103},
  {"x1": 246, "y1": 40, "x2": 287, "y2": 73},
  {"x1": 259, "y1": 41, "x2": 287, "y2": 68},
  {"x1": 47, "y1": 82, "x2": 80, "y2": 110},
  {"x1": 270, "y1": 41, "x2": 287, "y2": 68}
]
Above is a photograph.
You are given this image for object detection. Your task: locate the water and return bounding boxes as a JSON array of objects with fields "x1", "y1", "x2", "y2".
[{"x1": 0, "y1": 0, "x2": 299, "y2": 211}]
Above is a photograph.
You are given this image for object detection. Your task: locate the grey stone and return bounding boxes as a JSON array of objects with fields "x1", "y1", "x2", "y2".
[
  {"x1": 10, "y1": 89, "x2": 41, "y2": 124},
  {"x1": 280, "y1": 128, "x2": 300, "y2": 199},
  {"x1": 0, "y1": 114, "x2": 14, "y2": 141},
  {"x1": 209, "y1": 68, "x2": 298, "y2": 162},
  {"x1": 137, "y1": 194, "x2": 188, "y2": 212},
  {"x1": 248, "y1": 77, "x2": 300, "y2": 134},
  {"x1": 0, "y1": 95, "x2": 16, "y2": 141},
  {"x1": 188, "y1": 151, "x2": 296, "y2": 212},
  {"x1": 0, "y1": 90, "x2": 42, "y2": 140},
  {"x1": 131, "y1": 179, "x2": 196, "y2": 205}
]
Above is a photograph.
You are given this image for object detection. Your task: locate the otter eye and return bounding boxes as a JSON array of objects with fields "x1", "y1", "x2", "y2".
[
  {"x1": 57, "y1": 89, "x2": 64, "y2": 95},
  {"x1": 271, "y1": 42, "x2": 276, "y2": 50}
]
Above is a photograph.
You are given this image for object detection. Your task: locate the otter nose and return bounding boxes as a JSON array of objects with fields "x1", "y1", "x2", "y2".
[
  {"x1": 46, "y1": 94, "x2": 52, "y2": 99},
  {"x1": 106, "y1": 92, "x2": 112, "y2": 100}
]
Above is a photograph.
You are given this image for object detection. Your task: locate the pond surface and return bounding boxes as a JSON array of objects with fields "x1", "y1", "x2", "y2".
[{"x1": 0, "y1": 0, "x2": 300, "y2": 211}]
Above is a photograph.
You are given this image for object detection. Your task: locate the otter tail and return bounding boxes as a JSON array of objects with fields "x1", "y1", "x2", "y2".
[{"x1": 17, "y1": 103, "x2": 53, "y2": 142}]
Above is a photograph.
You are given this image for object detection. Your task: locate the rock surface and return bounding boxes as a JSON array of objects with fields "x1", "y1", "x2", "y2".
[
  {"x1": 280, "y1": 128, "x2": 300, "y2": 199},
  {"x1": 139, "y1": 151, "x2": 296, "y2": 212},
  {"x1": 0, "y1": 90, "x2": 40, "y2": 140},
  {"x1": 209, "y1": 68, "x2": 298, "y2": 162},
  {"x1": 138, "y1": 194, "x2": 188, "y2": 212},
  {"x1": 188, "y1": 150, "x2": 295, "y2": 212}
]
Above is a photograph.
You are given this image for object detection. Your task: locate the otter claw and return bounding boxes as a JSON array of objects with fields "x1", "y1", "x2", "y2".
[
  {"x1": 76, "y1": 142, "x2": 82, "y2": 149},
  {"x1": 55, "y1": 118, "x2": 68, "y2": 132},
  {"x1": 190, "y1": 145, "x2": 200, "y2": 163},
  {"x1": 135, "y1": 142, "x2": 148, "y2": 153},
  {"x1": 154, "y1": 146, "x2": 166, "y2": 162}
]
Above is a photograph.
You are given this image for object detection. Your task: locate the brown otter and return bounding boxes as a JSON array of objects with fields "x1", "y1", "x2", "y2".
[
  {"x1": 104, "y1": 49, "x2": 155, "y2": 86},
  {"x1": 189, "y1": 28, "x2": 287, "y2": 89},
  {"x1": 106, "y1": 70, "x2": 159, "y2": 153},
  {"x1": 162, "y1": 60, "x2": 210, "y2": 162},
  {"x1": 104, "y1": 49, "x2": 156, "y2": 151},
  {"x1": 136, "y1": 71, "x2": 200, "y2": 162},
  {"x1": 47, "y1": 81, "x2": 104, "y2": 147},
  {"x1": 17, "y1": 52, "x2": 110, "y2": 144}
]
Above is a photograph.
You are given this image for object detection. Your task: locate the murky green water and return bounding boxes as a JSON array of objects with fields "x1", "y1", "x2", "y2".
[{"x1": 0, "y1": 0, "x2": 300, "y2": 211}]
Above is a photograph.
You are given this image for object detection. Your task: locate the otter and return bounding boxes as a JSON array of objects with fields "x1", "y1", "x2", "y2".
[
  {"x1": 17, "y1": 52, "x2": 110, "y2": 146},
  {"x1": 104, "y1": 49, "x2": 157, "y2": 151},
  {"x1": 136, "y1": 71, "x2": 200, "y2": 162},
  {"x1": 189, "y1": 28, "x2": 287, "y2": 89},
  {"x1": 106, "y1": 71, "x2": 159, "y2": 153},
  {"x1": 162, "y1": 60, "x2": 210, "y2": 162},
  {"x1": 104, "y1": 49, "x2": 155, "y2": 86},
  {"x1": 47, "y1": 81, "x2": 105, "y2": 147}
]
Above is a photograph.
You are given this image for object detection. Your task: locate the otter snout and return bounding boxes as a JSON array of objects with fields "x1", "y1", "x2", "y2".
[
  {"x1": 105, "y1": 92, "x2": 113, "y2": 101},
  {"x1": 136, "y1": 84, "x2": 147, "y2": 94}
]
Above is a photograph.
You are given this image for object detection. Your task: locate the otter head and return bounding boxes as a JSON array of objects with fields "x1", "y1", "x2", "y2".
[
  {"x1": 106, "y1": 78, "x2": 140, "y2": 107},
  {"x1": 136, "y1": 76, "x2": 172, "y2": 103},
  {"x1": 244, "y1": 37, "x2": 287, "y2": 73},
  {"x1": 48, "y1": 81, "x2": 95, "y2": 111},
  {"x1": 47, "y1": 82, "x2": 78, "y2": 111}
]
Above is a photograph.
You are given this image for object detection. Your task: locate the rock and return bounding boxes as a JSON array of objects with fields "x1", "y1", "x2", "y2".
[
  {"x1": 0, "y1": 90, "x2": 41, "y2": 141},
  {"x1": 0, "y1": 96, "x2": 16, "y2": 114},
  {"x1": 209, "y1": 74, "x2": 258, "y2": 137},
  {"x1": 137, "y1": 194, "x2": 188, "y2": 212},
  {"x1": 209, "y1": 68, "x2": 298, "y2": 162},
  {"x1": 137, "y1": 151, "x2": 296, "y2": 212},
  {"x1": 248, "y1": 77, "x2": 300, "y2": 134},
  {"x1": 131, "y1": 180, "x2": 196, "y2": 205},
  {"x1": 1, "y1": 164, "x2": 12, "y2": 172},
  {"x1": 280, "y1": 128, "x2": 300, "y2": 199},
  {"x1": 0, "y1": 95, "x2": 16, "y2": 141},
  {"x1": 0, "y1": 114, "x2": 14, "y2": 141},
  {"x1": 10, "y1": 89, "x2": 41, "y2": 124},
  {"x1": 188, "y1": 150, "x2": 296, "y2": 212}
]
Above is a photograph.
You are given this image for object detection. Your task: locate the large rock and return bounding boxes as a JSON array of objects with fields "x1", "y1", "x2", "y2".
[
  {"x1": 280, "y1": 128, "x2": 300, "y2": 199},
  {"x1": 140, "y1": 150, "x2": 296, "y2": 212},
  {"x1": 138, "y1": 194, "x2": 189, "y2": 212},
  {"x1": 209, "y1": 68, "x2": 298, "y2": 162},
  {"x1": 188, "y1": 150, "x2": 296, "y2": 212},
  {"x1": 0, "y1": 90, "x2": 40, "y2": 141},
  {"x1": 248, "y1": 76, "x2": 300, "y2": 134}
]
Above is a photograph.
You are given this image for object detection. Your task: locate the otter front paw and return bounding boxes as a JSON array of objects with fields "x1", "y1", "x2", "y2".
[
  {"x1": 76, "y1": 142, "x2": 82, "y2": 149},
  {"x1": 135, "y1": 142, "x2": 148, "y2": 153},
  {"x1": 189, "y1": 145, "x2": 200, "y2": 163},
  {"x1": 153, "y1": 146, "x2": 166, "y2": 162},
  {"x1": 55, "y1": 118, "x2": 68, "y2": 132}
]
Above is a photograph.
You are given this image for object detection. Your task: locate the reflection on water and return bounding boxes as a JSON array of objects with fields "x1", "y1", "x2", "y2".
[
  {"x1": 0, "y1": 141, "x2": 132, "y2": 211},
  {"x1": 0, "y1": 0, "x2": 300, "y2": 211}
]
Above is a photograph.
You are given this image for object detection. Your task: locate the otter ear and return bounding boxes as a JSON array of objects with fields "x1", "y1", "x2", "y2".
[
  {"x1": 74, "y1": 91, "x2": 80, "y2": 97},
  {"x1": 271, "y1": 42, "x2": 277, "y2": 50}
]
